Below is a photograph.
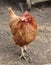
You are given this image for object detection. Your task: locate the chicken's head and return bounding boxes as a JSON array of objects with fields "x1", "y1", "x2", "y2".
[{"x1": 22, "y1": 11, "x2": 32, "y2": 23}]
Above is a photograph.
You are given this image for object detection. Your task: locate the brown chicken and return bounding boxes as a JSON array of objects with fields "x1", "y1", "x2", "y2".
[{"x1": 8, "y1": 7, "x2": 37, "y2": 59}]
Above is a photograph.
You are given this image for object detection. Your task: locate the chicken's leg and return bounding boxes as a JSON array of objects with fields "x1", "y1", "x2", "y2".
[
  {"x1": 19, "y1": 47, "x2": 26, "y2": 60},
  {"x1": 19, "y1": 46, "x2": 32, "y2": 62},
  {"x1": 23, "y1": 45, "x2": 27, "y2": 52}
]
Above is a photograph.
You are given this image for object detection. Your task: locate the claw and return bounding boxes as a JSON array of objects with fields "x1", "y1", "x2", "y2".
[
  {"x1": 19, "y1": 54, "x2": 27, "y2": 60},
  {"x1": 18, "y1": 47, "x2": 27, "y2": 61}
]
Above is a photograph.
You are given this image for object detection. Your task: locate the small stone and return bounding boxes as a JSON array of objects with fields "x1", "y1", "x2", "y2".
[{"x1": 28, "y1": 57, "x2": 34, "y2": 63}]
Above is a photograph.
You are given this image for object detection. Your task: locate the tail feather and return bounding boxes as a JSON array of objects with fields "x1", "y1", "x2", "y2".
[{"x1": 8, "y1": 7, "x2": 19, "y2": 21}]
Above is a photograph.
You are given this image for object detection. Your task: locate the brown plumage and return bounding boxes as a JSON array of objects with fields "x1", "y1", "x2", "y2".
[{"x1": 8, "y1": 7, "x2": 37, "y2": 59}]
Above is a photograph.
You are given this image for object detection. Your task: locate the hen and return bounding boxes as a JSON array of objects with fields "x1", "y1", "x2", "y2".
[{"x1": 8, "y1": 7, "x2": 37, "y2": 59}]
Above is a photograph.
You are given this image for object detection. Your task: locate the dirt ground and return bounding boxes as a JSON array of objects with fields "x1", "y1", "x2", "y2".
[{"x1": 0, "y1": 1, "x2": 51, "y2": 65}]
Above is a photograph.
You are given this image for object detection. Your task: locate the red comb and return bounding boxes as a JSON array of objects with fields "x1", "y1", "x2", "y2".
[{"x1": 23, "y1": 11, "x2": 29, "y2": 17}]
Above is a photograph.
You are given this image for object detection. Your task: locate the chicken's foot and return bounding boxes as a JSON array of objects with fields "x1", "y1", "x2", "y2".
[{"x1": 19, "y1": 47, "x2": 27, "y2": 60}]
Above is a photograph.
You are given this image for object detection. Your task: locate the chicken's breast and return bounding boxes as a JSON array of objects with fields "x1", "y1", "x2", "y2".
[{"x1": 13, "y1": 22, "x2": 37, "y2": 46}]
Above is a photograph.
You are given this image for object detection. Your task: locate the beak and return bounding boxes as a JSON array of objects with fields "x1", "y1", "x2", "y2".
[{"x1": 22, "y1": 18, "x2": 25, "y2": 21}]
